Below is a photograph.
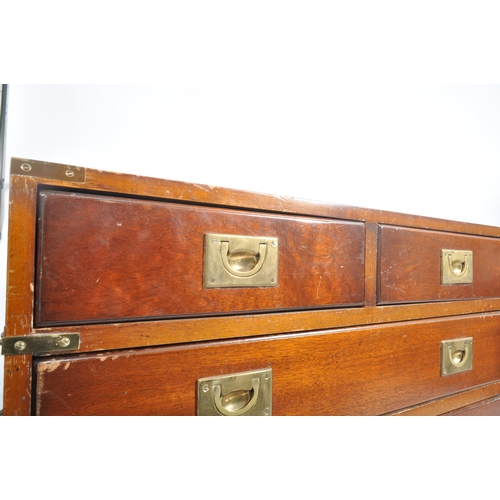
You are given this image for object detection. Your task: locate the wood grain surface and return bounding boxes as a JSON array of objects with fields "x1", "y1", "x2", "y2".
[
  {"x1": 390, "y1": 380, "x2": 500, "y2": 415},
  {"x1": 34, "y1": 313, "x2": 500, "y2": 415},
  {"x1": 442, "y1": 396, "x2": 500, "y2": 415},
  {"x1": 5, "y1": 158, "x2": 500, "y2": 416},
  {"x1": 3, "y1": 175, "x2": 38, "y2": 415},
  {"x1": 35, "y1": 190, "x2": 365, "y2": 326},
  {"x1": 379, "y1": 225, "x2": 500, "y2": 304}
]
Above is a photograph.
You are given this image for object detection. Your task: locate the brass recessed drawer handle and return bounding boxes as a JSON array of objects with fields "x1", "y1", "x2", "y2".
[
  {"x1": 448, "y1": 345, "x2": 468, "y2": 366},
  {"x1": 197, "y1": 368, "x2": 272, "y2": 416},
  {"x1": 220, "y1": 241, "x2": 267, "y2": 277},
  {"x1": 441, "y1": 337, "x2": 473, "y2": 376},
  {"x1": 214, "y1": 378, "x2": 260, "y2": 416},
  {"x1": 447, "y1": 253, "x2": 470, "y2": 278},
  {"x1": 204, "y1": 234, "x2": 278, "y2": 288},
  {"x1": 441, "y1": 249, "x2": 473, "y2": 284}
]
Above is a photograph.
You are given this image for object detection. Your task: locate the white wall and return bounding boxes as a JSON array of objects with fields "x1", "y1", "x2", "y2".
[{"x1": 2, "y1": 84, "x2": 500, "y2": 410}]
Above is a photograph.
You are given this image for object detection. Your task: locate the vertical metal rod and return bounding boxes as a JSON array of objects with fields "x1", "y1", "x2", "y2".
[{"x1": 0, "y1": 84, "x2": 9, "y2": 239}]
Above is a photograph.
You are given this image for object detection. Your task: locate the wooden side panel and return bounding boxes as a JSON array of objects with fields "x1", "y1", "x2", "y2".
[
  {"x1": 35, "y1": 191, "x2": 365, "y2": 326},
  {"x1": 379, "y1": 225, "x2": 500, "y2": 304},
  {"x1": 34, "y1": 313, "x2": 500, "y2": 416},
  {"x1": 3, "y1": 176, "x2": 38, "y2": 416}
]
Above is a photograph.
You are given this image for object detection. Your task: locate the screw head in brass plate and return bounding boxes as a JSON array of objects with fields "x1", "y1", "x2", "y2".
[{"x1": 14, "y1": 340, "x2": 27, "y2": 352}]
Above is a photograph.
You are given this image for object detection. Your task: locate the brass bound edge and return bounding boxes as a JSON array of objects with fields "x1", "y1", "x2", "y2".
[
  {"x1": 11, "y1": 158, "x2": 86, "y2": 183},
  {"x1": 1, "y1": 333, "x2": 81, "y2": 356}
]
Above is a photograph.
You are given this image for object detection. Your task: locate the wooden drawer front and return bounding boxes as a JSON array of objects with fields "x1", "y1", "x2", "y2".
[
  {"x1": 34, "y1": 313, "x2": 500, "y2": 415},
  {"x1": 444, "y1": 396, "x2": 500, "y2": 416},
  {"x1": 378, "y1": 225, "x2": 500, "y2": 304},
  {"x1": 35, "y1": 191, "x2": 365, "y2": 326}
]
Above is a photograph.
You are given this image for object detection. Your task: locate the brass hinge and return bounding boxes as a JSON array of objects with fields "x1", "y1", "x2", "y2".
[{"x1": 0, "y1": 333, "x2": 80, "y2": 356}]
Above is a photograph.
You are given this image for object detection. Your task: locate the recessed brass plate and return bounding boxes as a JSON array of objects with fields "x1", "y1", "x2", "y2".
[
  {"x1": 197, "y1": 368, "x2": 272, "y2": 416},
  {"x1": 441, "y1": 337, "x2": 473, "y2": 376},
  {"x1": 441, "y1": 249, "x2": 473, "y2": 285},
  {"x1": 204, "y1": 233, "x2": 278, "y2": 288},
  {"x1": 1, "y1": 333, "x2": 80, "y2": 356},
  {"x1": 11, "y1": 158, "x2": 86, "y2": 183}
]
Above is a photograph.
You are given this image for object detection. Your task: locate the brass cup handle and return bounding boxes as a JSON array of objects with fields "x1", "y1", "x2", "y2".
[
  {"x1": 220, "y1": 241, "x2": 268, "y2": 278},
  {"x1": 448, "y1": 343, "x2": 470, "y2": 368},
  {"x1": 447, "y1": 252, "x2": 471, "y2": 278},
  {"x1": 213, "y1": 378, "x2": 260, "y2": 416}
]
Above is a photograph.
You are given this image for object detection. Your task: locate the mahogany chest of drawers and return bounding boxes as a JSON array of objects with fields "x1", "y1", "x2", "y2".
[{"x1": 3, "y1": 158, "x2": 500, "y2": 416}]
